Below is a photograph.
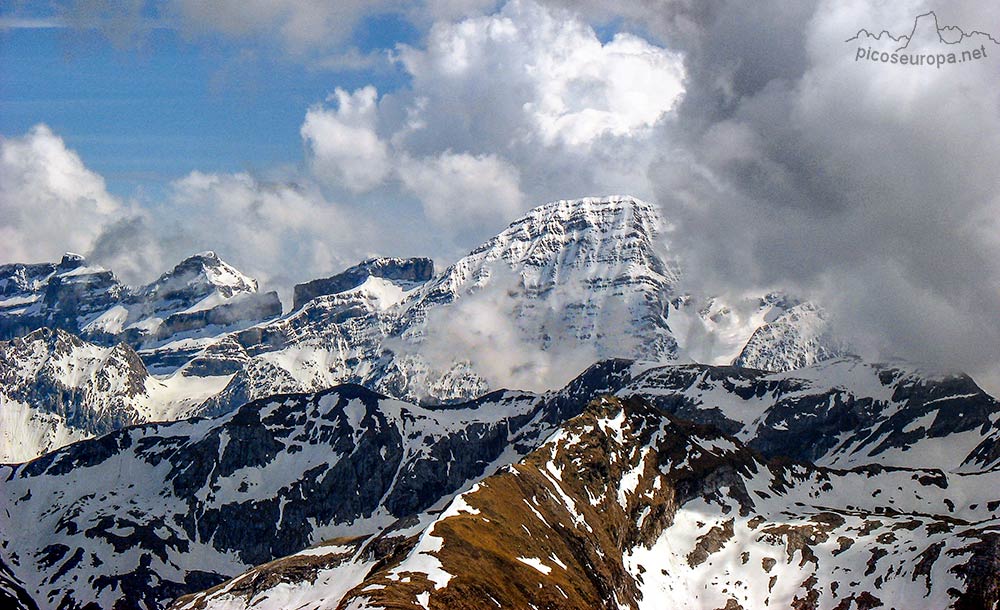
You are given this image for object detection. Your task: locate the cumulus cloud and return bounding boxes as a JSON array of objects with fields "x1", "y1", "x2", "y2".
[
  {"x1": 409, "y1": 266, "x2": 601, "y2": 392},
  {"x1": 163, "y1": 171, "x2": 356, "y2": 295},
  {"x1": 86, "y1": 215, "x2": 166, "y2": 285},
  {"x1": 295, "y1": 0, "x2": 686, "y2": 245},
  {"x1": 398, "y1": 152, "x2": 523, "y2": 231},
  {"x1": 393, "y1": 0, "x2": 685, "y2": 153},
  {"x1": 0, "y1": 125, "x2": 123, "y2": 265},
  {"x1": 301, "y1": 87, "x2": 392, "y2": 193}
]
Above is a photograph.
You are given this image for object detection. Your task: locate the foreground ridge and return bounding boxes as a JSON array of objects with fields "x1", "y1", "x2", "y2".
[
  {"x1": 3, "y1": 357, "x2": 999, "y2": 609},
  {"x1": 177, "y1": 396, "x2": 1000, "y2": 610}
]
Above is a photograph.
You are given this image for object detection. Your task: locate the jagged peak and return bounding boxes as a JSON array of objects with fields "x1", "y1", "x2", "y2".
[
  {"x1": 53, "y1": 253, "x2": 112, "y2": 279},
  {"x1": 472, "y1": 195, "x2": 665, "y2": 256},
  {"x1": 145, "y1": 252, "x2": 258, "y2": 299},
  {"x1": 16, "y1": 326, "x2": 87, "y2": 349},
  {"x1": 170, "y1": 251, "x2": 233, "y2": 273}
]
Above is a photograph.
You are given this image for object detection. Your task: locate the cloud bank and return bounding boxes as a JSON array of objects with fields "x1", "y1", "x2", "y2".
[{"x1": 634, "y1": 0, "x2": 1000, "y2": 388}]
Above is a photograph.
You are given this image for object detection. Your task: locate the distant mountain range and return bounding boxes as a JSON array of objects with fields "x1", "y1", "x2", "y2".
[
  {"x1": 0, "y1": 196, "x2": 845, "y2": 462},
  {"x1": 2, "y1": 196, "x2": 998, "y2": 610}
]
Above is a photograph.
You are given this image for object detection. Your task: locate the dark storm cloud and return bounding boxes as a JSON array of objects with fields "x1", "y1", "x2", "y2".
[{"x1": 624, "y1": 0, "x2": 1000, "y2": 388}]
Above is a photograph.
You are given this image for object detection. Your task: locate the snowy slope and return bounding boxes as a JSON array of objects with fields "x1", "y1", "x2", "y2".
[
  {"x1": 0, "y1": 399, "x2": 90, "y2": 464},
  {"x1": 0, "y1": 328, "x2": 233, "y2": 462},
  {"x1": 178, "y1": 395, "x2": 1000, "y2": 610},
  {"x1": 5, "y1": 357, "x2": 998, "y2": 609}
]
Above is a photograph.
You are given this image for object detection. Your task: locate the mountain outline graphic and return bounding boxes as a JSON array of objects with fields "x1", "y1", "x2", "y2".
[{"x1": 846, "y1": 10, "x2": 1000, "y2": 52}]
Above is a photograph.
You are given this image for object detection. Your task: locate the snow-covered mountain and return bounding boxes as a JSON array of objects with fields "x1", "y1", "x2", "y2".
[
  {"x1": 0, "y1": 251, "x2": 281, "y2": 370},
  {"x1": 733, "y1": 301, "x2": 846, "y2": 371},
  {"x1": 0, "y1": 252, "x2": 280, "y2": 460},
  {"x1": 0, "y1": 328, "x2": 233, "y2": 462},
  {"x1": 2, "y1": 358, "x2": 997, "y2": 609},
  {"x1": 196, "y1": 196, "x2": 843, "y2": 413},
  {"x1": 0, "y1": 196, "x2": 842, "y2": 461}
]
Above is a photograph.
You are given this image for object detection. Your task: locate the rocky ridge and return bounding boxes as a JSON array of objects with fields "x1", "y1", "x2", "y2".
[
  {"x1": 2, "y1": 357, "x2": 998, "y2": 609},
  {"x1": 174, "y1": 394, "x2": 1000, "y2": 610}
]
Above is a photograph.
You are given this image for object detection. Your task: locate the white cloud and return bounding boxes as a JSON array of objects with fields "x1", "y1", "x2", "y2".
[
  {"x1": 0, "y1": 125, "x2": 123, "y2": 264},
  {"x1": 301, "y1": 87, "x2": 392, "y2": 193},
  {"x1": 395, "y1": 0, "x2": 685, "y2": 150},
  {"x1": 411, "y1": 267, "x2": 601, "y2": 392},
  {"x1": 165, "y1": 171, "x2": 353, "y2": 294},
  {"x1": 398, "y1": 152, "x2": 523, "y2": 230},
  {"x1": 525, "y1": 31, "x2": 687, "y2": 146}
]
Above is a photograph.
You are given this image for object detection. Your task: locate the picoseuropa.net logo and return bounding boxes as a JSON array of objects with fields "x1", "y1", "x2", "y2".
[{"x1": 847, "y1": 10, "x2": 999, "y2": 68}]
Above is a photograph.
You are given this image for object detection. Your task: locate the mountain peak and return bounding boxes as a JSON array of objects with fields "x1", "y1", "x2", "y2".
[
  {"x1": 148, "y1": 252, "x2": 258, "y2": 301},
  {"x1": 18, "y1": 326, "x2": 87, "y2": 350},
  {"x1": 510, "y1": 194, "x2": 661, "y2": 230},
  {"x1": 58, "y1": 252, "x2": 87, "y2": 269}
]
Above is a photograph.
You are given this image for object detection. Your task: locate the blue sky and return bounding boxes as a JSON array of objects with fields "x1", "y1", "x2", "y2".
[
  {"x1": 0, "y1": 11, "x2": 415, "y2": 197},
  {"x1": 0, "y1": 0, "x2": 689, "y2": 286}
]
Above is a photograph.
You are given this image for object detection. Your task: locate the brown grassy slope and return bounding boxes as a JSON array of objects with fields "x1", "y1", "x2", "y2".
[{"x1": 338, "y1": 396, "x2": 763, "y2": 610}]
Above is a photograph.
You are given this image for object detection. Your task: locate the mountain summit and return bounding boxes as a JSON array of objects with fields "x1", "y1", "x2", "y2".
[{"x1": 0, "y1": 196, "x2": 842, "y2": 460}]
